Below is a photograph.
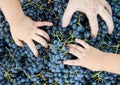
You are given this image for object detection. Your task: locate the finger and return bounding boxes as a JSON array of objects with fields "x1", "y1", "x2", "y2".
[
  {"x1": 98, "y1": 6, "x2": 114, "y2": 34},
  {"x1": 86, "y1": 14, "x2": 99, "y2": 37},
  {"x1": 26, "y1": 40, "x2": 38, "y2": 57},
  {"x1": 102, "y1": 0, "x2": 112, "y2": 15},
  {"x1": 35, "y1": 28, "x2": 50, "y2": 42},
  {"x1": 34, "y1": 21, "x2": 53, "y2": 27},
  {"x1": 75, "y1": 39, "x2": 90, "y2": 49},
  {"x1": 67, "y1": 44, "x2": 85, "y2": 53},
  {"x1": 63, "y1": 59, "x2": 81, "y2": 66},
  {"x1": 32, "y1": 34, "x2": 48, "y2": 48},
  {"x1": 68, "y1": 47, "x2": 82, "y2": 58},
  {"x1": 62, "y1": 2, "x2": 76, "y2": 27},
  {"x1": 14, "y1": 38, "x2": 24, "y2": 47}
]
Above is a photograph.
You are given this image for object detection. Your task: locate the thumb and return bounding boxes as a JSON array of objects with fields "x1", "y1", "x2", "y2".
[{"x1": 62, "y1": 2, "x2": 76, "y2": 27}]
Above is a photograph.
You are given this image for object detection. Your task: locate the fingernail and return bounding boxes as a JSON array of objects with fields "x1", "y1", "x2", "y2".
[
  {"x1": 21, "y1": 45, "x2": 24, "y2": 48},
  {"x1": 93, "y1": 35, "x2": 96, "y2": 38},
  {"x1": 46, "y1": 45, "x2": 49, "y2": 48},
  {"x1": 62, "y1": 61, "x2": 64, "y2": 64},
  {"x1": 75, "y1": 39, "x2": 78, "y2": 41},
  {"x1": 91, "y1": 34, "x2": 96, "y2": 38},
  {"x1": 65, "y1": 44, "x2": 70, "y2": 47},
  {"x1": 65, "y1": 44, "x2": 68, "y2": 46},
  {"x1": 62, "y1": 23, "x2": 66, "y2": 28},
  {"x1": 108, "y1": 30, "x2": 113, "y2": 34},
  {"x1": 48, "y1": 39, "x2": 50, "y2": 42},
  {"x1": 50, "y1": 23, "x2": 53, "y2": 25},
  {"x1": 62, "y1": 25, "x2": 65, "y2": 28},
  {"x1": 35, "y1": 54, "x2": 38, "y2": 57}
]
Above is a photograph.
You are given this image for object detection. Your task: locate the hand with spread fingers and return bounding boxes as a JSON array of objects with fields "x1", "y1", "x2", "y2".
[
  {"x1": 63, "y1": 39, "x2": 105, "y2": 71},
  {"x1": 62, "y1": 0, "x2": 114, "y2": 37},
  {"x1": 0, "y1": 0, "x2": 53, "y2": 57},
  {"x1": 63, "y1": 39, "x2": 120, "y2": 74},
  {"x1": 10, "y1": 16, "x2": 53, "y2": 57}
]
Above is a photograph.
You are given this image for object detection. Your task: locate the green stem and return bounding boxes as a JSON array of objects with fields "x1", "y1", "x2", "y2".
[{"x1": 5, "y1": 47, "x2": 17, "y2": 63}]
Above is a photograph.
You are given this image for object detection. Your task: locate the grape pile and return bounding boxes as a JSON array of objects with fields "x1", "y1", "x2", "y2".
[{"x1": 0, "y1": 0, "x2": 120, "y2": 85}]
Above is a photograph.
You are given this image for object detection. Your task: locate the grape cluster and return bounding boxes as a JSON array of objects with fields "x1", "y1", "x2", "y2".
[{"x1": 0, "y1": 0, "x2": 120, "y2": 85}]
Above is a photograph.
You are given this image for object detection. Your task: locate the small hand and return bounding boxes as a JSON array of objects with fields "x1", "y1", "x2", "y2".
[
  {"x1": 62, "y1": 0, "x2": 114, "y2": 37},
  {"x1": 10, "y1": 16, "x2": 53, "y2": 57},
  {"x1": 63, "y1": 39, "x2": 106, "y2": 71}
]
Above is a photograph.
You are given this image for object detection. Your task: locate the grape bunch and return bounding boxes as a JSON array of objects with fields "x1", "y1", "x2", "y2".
[{"x1": 0, "y1": 0, "x2": 120, "y2": 85}]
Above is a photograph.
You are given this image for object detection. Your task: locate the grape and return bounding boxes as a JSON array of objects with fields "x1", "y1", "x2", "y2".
[{"x1": 0, "y1": 0, "x2": 120, "y2": 84}]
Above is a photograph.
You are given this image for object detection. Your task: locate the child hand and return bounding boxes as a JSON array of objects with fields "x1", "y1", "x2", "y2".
[
  {"x1": 63, "y1": 39, "x2": 106, "y2": 71},
  {"x1": 62, "y1": 0, "x2": 114, "y2": 37},
  {"x1": 10, "y1": 16, "x2": 53, "y2": 57}
]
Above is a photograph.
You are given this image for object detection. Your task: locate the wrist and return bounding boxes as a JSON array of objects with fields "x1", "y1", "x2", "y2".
[
  {"x1": 99, "y1": 52, "x2": 109, "y2": 71},
  {"x1": 9, "y1": 14, "x2": 26, "y2": 26},
  {"x1": 102, "y1": 53, "x2": 120, "y2": 74}
]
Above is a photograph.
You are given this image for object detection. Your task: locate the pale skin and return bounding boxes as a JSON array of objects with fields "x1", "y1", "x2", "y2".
[
  {"x1": 63, "y1": 39, "x2": 120, "y2": 74},
  {"x1": 62, "y1": 0, "x2": 114, "y2": 37},
  {"x1": 0, "y1": 0, "x2": 120, "y2": 75},
  {"x1": 62, "y1": 0, "x2": 120, "y2": 74},
  {"x1": 0, "y1": 0, "x2": 53, "y2": 57},
  {"x1": 0, "y1": 0, "x2": 114, "y2": 57}
]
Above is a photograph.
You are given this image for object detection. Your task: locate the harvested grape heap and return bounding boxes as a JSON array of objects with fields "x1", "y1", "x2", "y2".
[{"x1": 0, "y1": 0, "x2": 120, "y2": 85}]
